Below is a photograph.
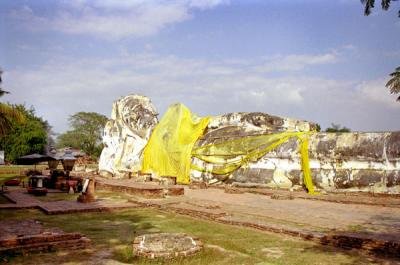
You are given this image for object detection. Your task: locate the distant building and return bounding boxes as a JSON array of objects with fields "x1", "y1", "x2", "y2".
[{"x1": 56, "y1": 147, "x2": 86, "y2": 159}]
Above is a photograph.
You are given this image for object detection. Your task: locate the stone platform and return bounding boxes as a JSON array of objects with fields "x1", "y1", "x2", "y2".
[
  {"x1": 95, "y1": 177, "x2": 184, "y2": 198},
  {"x1": 0, "y1": 188, "x2": 140, "y2": 215},
  {"x1": 133, "y1": 233, "x2": 202, "y2": 259}
]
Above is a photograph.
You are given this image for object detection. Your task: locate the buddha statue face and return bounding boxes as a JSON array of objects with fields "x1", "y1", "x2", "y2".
[
  {"x1": 119, "y1": 96, "x2": 158, "y2": 139},
  {"x1": 99, "y1": 95, "x2": 158, "y2": 178}
]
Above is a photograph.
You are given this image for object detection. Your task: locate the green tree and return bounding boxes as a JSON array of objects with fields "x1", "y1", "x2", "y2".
[
  {"x1": 57, "y1": 112, "x2": 108, "y2": 158},
  {"x1": 0, "y1": 105, "x2": 49, "y2": 162},
  {"x1": 361, "y1": 0, "x2": 400, "y2": 17},
  {"x1": 0, "y1": 68, "x2": 25, "y2": 136},
  {"x1": 386, "y1": 66, "x2": 400, "y2": 101},
  {"x1": 359, "y1": 4, "x2": 400, "y2": 102},
  {"x1": 325, "y1": 123, "x2": 351, "y2": 133}
]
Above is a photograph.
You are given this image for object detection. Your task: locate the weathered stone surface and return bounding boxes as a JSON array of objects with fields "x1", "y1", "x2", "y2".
[
  {"x1": 194, "y1": 131, "x2": 400, "y2": 193},
  {"x1": 197, "y1": 112, "x2": 315, "y2": 146},
  {"x1": 387, "y1": 171, "x2": 400, "y2": 187},
  {"x1": 333, "y1": 170, "x2": 352, "y2": 189},
  {"x1": 387, "y1": 132, "x2": 400, "y2": 158},
  {"x1": 95, "y1": 177, "x2": 184, "y2": 198},
  {"x1": 99, "y1": 95, "x2": 158, "y2": 178},
  {"x1": 133, "y1": 233, "x2": 202, "y2": 259},
  {"x1": 287, "y1": 170, "x2": 302, "y2": 186},
  {"x1": 99, "y1": 94, "x2": 400, "y2": 194},
  {"x1": 231, "y1": 168, "x2": 274, "y2": 184}
]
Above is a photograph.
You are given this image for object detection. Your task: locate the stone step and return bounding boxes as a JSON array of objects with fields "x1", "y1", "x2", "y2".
[{"x1": 95, "y1": 178, "x2": 184, "y2": 198}]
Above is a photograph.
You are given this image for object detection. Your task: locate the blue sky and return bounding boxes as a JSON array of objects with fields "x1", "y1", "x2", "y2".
[{"x1": 1, "y1": 0, "x2": 400, "y2": 133}]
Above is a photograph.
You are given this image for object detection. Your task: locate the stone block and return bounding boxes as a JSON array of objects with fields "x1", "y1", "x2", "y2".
[
  {"x1": 353, "y1": 170, "x2": 384, "y2": 188},
  {"x1": 386, "y1": 171, "x2": 400, "y2": 187},
  {"x1": 333, "y1": 170, "x2": 352, "y2": 189}
]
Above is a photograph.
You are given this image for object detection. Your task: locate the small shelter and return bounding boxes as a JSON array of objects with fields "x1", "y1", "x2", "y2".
[{"x1": 16, "y1": 153, "x2": 58, "y2": 170}]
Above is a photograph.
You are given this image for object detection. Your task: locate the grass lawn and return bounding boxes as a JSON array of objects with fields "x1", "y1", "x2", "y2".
[
  {"x1": 35, "y1": 192, "x2": 78, "y2": 202},
  {"x1": 0, "y1": 175, "x2": 29, "y2": 189},
  {"x1": 0, "y1": 208, "x2": 377, "y2": 265},
  {"x1": 0, "y1": 174, "x2": 22, "y2": 185},
  {"x1": 0, "y1": 165, "x2": 43, "y2": 186},
  {"x1": 0, "y1": 165, "x2": 47, "y2": 174}
]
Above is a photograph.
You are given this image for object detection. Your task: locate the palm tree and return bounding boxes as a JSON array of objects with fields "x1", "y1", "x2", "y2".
[
  {"x1": 386, "y1": 67, "x2": 400, "y2": 101},
  {"x1": 360, "y1": 2, "x2": 400, "y2": 102},
  {"x1": 0, "y1": 69, "x2": 25, "y2": 136},
  {"x1": 361, "y1": 0, "x2": 400, "y2": 17}
]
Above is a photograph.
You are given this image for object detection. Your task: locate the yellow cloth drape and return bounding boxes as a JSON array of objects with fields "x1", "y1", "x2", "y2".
[
  {"x1": 191, "y1": 132, "x2": 316, "y2": 194},
  {"x1": 142, "y1": 103, "x2": 316, "y2": 194},
  {"x1": 142, "y1": 103, "x2": 210, "y2": 184}
]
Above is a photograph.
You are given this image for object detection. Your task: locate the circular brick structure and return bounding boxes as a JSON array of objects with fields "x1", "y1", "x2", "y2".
[{"x1": 132, "y1": 233, "x2": 202, "y2": 259}]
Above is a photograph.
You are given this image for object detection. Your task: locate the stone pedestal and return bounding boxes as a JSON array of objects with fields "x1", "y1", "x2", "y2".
[
  {"x1": 77, "y1": 178, "x2": 96, "y2": 203},
  {"x1": 133, "y1": 233, "x2": 202, "y2": 259}
]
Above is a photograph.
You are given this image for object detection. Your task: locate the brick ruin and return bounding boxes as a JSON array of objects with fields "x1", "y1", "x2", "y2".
[{"x1": 0, "y1": 220, "x2": 90, "y2": 256}]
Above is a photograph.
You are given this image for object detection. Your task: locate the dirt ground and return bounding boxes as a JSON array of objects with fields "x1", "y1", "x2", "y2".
[{"x1": 183, "y1": 188, "x2": 400, "y2": 234}]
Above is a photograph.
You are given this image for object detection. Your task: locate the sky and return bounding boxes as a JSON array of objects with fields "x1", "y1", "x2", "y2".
[{"x1": 1, "y1": 0, "x2": 400, "y2": 134}]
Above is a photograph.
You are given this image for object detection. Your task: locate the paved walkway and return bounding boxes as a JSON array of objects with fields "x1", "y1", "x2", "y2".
[
  {"x1": 184, "y1": 188, "x2": 400, "y2": 234},
  {"x1": 0, "y1": 188, "x2": 139, "y2": 214},
  {"x1": 0, "y1": 188, "x2": 40, "y2": 209}
]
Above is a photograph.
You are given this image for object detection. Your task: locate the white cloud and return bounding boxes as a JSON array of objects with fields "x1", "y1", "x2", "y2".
[
  {"x1": 9, "y1": 1, "x2": 229, "y2": 40},
  {"x1": 342, "y1": 44, "x2": 357, "y2": 51},
  {"x1": 357, "y1": 78, "x2": 400, "y2": 108},
  {"x1": 3, "y1": 51, "x2": 400, "y2": 133},
  {"x1": 255, "y1": 53, "x2": 337, "y2": 73},
  {"x1": 383, "y1": 50, "x2": 400, "y2": 58},
  {"x1": 186, "y1": 0, "x2": 229, "y2": 9},
  {"x1": 65, "y1": 0, "x2": 228, "y2": 10}
]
